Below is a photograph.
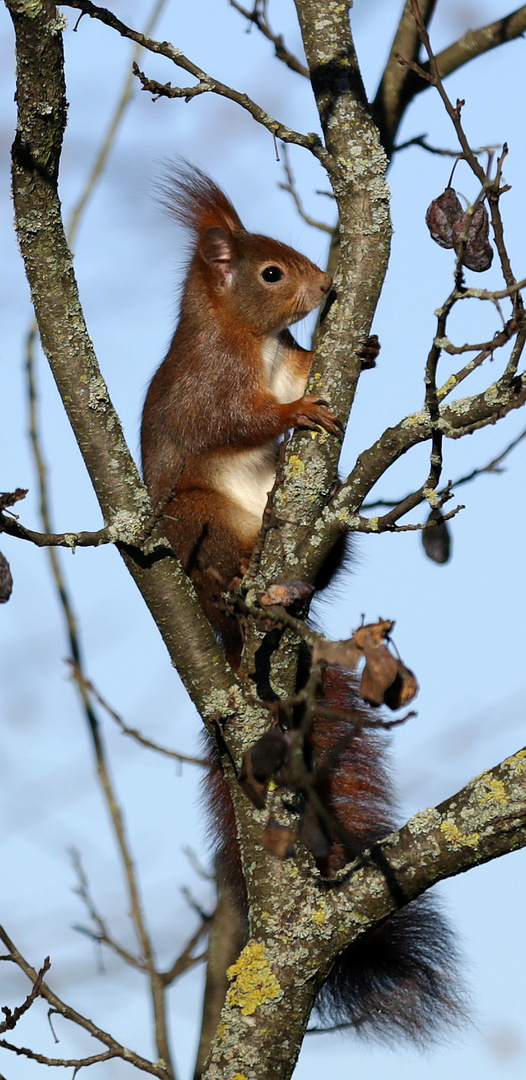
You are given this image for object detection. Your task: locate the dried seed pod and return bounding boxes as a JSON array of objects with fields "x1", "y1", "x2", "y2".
[
  {"x1": 425, "y1": 187, "x2": 463, "y2": 249},
  {"x1": 422, "y1": 508, "x2": 452, "y2": 564},
  {"x1": 383, "y1": 662, "x2": 419, "y2": 710},
  {"x1": 0, "y1": 550, "x2": 13, "y2": 603},
  {"x1": 453, "y1": 203, "x2": 493, "y2": 272}
]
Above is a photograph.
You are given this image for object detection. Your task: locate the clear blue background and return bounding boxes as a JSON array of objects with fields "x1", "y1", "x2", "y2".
[{"x1": 1, "y1": 1, "x2": 525, "y2": 1077}]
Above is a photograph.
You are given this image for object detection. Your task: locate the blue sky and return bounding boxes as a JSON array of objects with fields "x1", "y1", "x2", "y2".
[{"x1": 1, "y1": 2, "x2": 525, "y2": 1078}]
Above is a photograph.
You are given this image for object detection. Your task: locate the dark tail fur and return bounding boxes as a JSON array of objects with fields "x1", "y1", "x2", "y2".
[{"x1": 205, "y1": 662, "x2": 463, "y2": 1041}]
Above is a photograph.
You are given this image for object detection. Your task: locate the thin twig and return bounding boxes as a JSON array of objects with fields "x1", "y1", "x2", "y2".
[
  {"x1": 0, "y1": 1041, "x2": 122, "y2": 1070},
  {"x1": 68, "y1": 663, "x2": 206, "y2": 766},
  {"x1": 279, "y1": 145, "x2": 335, "y2": 234},
  {"x1": 63, "y1": 1, "x2": 327, "y2": 160},
  {"x1": 410, "y1": 1, "x2": 521, "y2": 302},
  {"x1": 0, "y1": 958, "x2": 50, "y2": 1034},
  {"x1": 21, "y1": 2, "x2": 179, "y2": 1074},
  {"x1": 161, "y1": 920, "x2": 211, "y2": 987},
  {"x1": 68, "y1": 0, "x2": 170, "y2": 246},
  {"x1": 229, "y1": 0, "x2": 309, "y2": 78},
  {"x1": 0, "y1": 925, "x2": 169, "y2": 1078},
  {"x1": 394, "y1": 134, "x2": 499, "y2": 157},
  {"x1": 70, "y1": 848, "x2": 144, "y2": 970}
]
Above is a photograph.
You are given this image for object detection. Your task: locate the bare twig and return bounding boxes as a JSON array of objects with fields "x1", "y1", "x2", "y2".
[
  {"x1": 18, "y1": 3, "x2": 180, "y2": 1073},
  {"x1": 68, "y1": 663, "x2": 205, "y2": 766},
  {"x1": 0, "y1": 925, "x2": 169, "y2": 1078},
  {"x1": 373, "y1": 0, "x2": 438, "y2": 152},
  {"x1": 63, "y1": 1, "x2": 326, "y2": 159},
  {"x1": 82, "y1": 708, "x2": 177, "y2": 1077},
  {"x1": 161, "y1": 920, "x2": 210, "y2": 987},
  {"x1": 363, "y1": 420, "x2": 526, "y2": 511},
  {"x1": 419, "y1": 6, "x2": 526, "y2": 92},
  {"x1": 0, "y1": 958, "x2": 50, "y2": 1034},
  {"x1": 375, "y1": 1, "x2": 526, "y2": 154},
  {"x1": 70, "y1": 848, "x2": 143, "y2": 970},
  {"x1": 68, "y1": 0, "x2": 169, "y2": 245},
  {"x1": 279, "y1": 145, "x2": 335, "y2": 234},
  {"x1": 0, "y1": 513, "x2": 118, "y2": 549},
  {"x1": 229, "y1": 0, "x2": 309, "y2": 77},
  {"x1": 409, "y1": 3, "x2": 521, "y2": 306},
  {"x1": 0, "y1": 1040, "x2": 122, "y2": 1071},
  {"x1": 394, "y1": 134, "x2": 499, "y2": 157}
]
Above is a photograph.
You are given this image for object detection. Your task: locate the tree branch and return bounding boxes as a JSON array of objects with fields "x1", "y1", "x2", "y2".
[
  {"x1": 244, "y1": 0, "x2": 392, "y2": 635},
  {"x1": 229, "y1": 0, "x2": 310, "y2": 78},
  {"x1": 201, "y1": 746, "x2": 526, "y2": 1080},
  {"x1": 374, "y1": 3, "x2": 526, "y2": 155},
  {"x1": 6, "y1": 0, "x2": 245, "y2": 734},
  {"x1": 295, "y1": 366, "x2": 526, "y2": 576},
  {"x1": 0, "y1": 925, "x2": 170, "y2": 1078},
  {"x1": 373, "y1": 0, "x2": 438, "y2": 154},
  {"x1": 63, "y1": 1, "x2": 326, "y2": 157}
]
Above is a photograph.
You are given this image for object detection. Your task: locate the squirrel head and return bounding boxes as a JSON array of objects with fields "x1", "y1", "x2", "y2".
[{"x1": 161, "y1": 164, "x2": 331, "y2": 336}]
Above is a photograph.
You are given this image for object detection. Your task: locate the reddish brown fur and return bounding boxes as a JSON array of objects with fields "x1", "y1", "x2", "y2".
[
  {"x1": 142, "y1": 166, "x2": 336, "y2": 661},
  {"x1": 142, "y1": 167, "x2": 461, "y2": 1040}
]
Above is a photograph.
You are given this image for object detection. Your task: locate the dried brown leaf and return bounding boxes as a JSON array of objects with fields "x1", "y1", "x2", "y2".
[
  {"x1": 352, "y1": 619, "x2": 394, "y2": 652},
  {"x1": 0, "y1": 488, "x2": 28, "y2": 512},
  {"x1": 312, "y1": 637, "x2": 361, "y2": 669},
  {"x1": 383, "y1": 662, "x2": 419, "y2": 710},
  {"x1": 360, "y1": 646, "x2": 400, "y2": 707},
  {"x1": 262, "y1": 818, "x2": 296, "y2": 859}
]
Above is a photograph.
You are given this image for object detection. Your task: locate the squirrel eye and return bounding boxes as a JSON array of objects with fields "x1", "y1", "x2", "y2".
[{"x1": 261, "y1": 265, "x2": 283, "y2": 283}]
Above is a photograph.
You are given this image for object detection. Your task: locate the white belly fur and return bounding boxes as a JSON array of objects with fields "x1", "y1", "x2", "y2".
[
  {"x1": 261, "y1": 333, "x2": 306, "y2": 402},
  {"x1": 210, "y1": 444, "x2": 277, "y2": 523},
  {"x1": 210, "y1": 334, "x2": 307, "y2": 524}
]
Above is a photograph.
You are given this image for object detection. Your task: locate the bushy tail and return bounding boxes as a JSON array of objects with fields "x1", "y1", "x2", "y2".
[
  {"x1": 315, "y1": 894, "x2": 462, "y2": 1040},
  {"x1": 309, "y1": 664, "x2": 464, "y2": 1039},
  {"x1": 205, "y1": 663, "x2": 464, "y2": 1042}
]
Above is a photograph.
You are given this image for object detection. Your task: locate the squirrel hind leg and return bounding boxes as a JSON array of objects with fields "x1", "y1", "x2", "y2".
[{"x1": 162, "y1": 489, "x2": 255, "y2": 668}]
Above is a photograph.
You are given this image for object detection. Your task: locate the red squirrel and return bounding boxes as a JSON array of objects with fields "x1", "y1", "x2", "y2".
[{"x1": 141, "y1": 166, "x2": 460, "y2": 1042}]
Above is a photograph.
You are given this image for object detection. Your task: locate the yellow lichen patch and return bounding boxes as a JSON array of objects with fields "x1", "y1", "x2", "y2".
[
  {"x1": 438, "y1": 374, "x2": 458, "y2": 398},
  {"x1": 227, "y1": 942, "x2": 282, "y2": 1016},
  {"x1": 403, "y1": 412, "x2": 422, "y2": 427},
  {"x1": 440, "y1": 819, "x2": 480, "y2": 848},
  {"x1": 228, "y1": 1074, "x2": 246, "y2": 1080},
  {"x1": 287, "y1": 454, "x2": 306, "y2": 477},
  {"x1": 312, "y1": 901, "x2": 327, "y2": 925},
  {"x1": 479, "y1": 777, "x2": 508, "y2": 803}
]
